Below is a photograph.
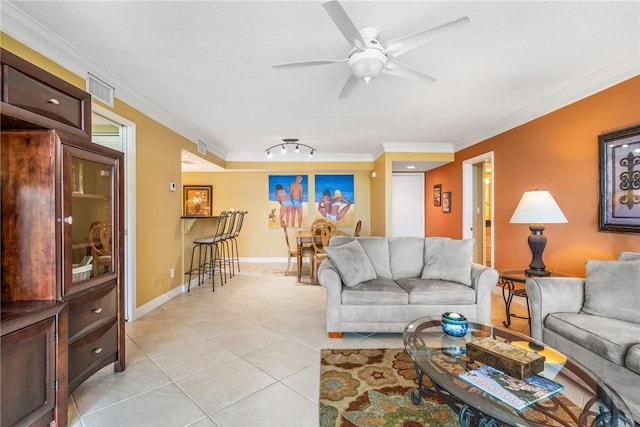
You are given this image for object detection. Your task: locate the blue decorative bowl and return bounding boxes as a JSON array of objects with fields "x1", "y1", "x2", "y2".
[{"x1": 441, "y1": 312, "x2": 468, "y2": 337}]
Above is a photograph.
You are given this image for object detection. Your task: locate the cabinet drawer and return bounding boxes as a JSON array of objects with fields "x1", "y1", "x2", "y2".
[
  {"x1": 4, "y1": 65, "x2": 83, "y2": 130},
  {"x1": 68, "y1": 285, "x2": 117, "y2": 341},
  {"x1": 68, "y1": 320, "x2": 117, "y2": 387}
]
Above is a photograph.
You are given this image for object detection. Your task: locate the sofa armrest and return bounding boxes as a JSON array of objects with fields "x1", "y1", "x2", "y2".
[
  {"x1": 525, "y1": 277, "x2": 585, "y2": 341},
  {"x1": 471, "y1": 264, "x2": 499, "y2": 324},
  {"x1": 317, "y1": 259, "x2": 344, "y2": 333}
]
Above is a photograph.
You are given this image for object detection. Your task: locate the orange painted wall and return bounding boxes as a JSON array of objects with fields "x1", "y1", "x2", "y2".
[{"x1": 426, "y1": 76, "x2": 640, "y2": 277}]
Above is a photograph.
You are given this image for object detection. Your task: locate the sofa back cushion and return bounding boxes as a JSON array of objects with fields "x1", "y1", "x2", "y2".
[
  {"x1": 329, "y1": 236, "x2": 392, "y2": 279},
  {"x1": 583, "y1": 259, "x2": 640, "y2": 323},
  {"x1": 619, "y1": 251, "x2": 640, "y2": 261},
  {"x1": 389, "y1": 237, "x2": 425, "y2": 280},
  {"x1": 421, "y1": 238, "x2": 474, "y2": 286},
  {"x1": 325, "y1": 239, "x2": 377, "y2": 287}
]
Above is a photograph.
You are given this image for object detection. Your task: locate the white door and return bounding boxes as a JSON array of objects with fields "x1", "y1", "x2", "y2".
[{"x1": 392, "y1": 173, "x2": 425, "y2": 237}]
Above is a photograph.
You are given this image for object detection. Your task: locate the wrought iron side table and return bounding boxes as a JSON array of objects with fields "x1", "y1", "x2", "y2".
[{"x1": 499, "y1": 270, "x2": 567, "y2": 328}]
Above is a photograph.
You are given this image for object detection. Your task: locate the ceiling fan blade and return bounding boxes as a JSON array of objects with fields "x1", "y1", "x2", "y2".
[
  {"x1": 338, "y1": 75, "x2": 359, "y2": 99},
  {"x1": 273, "y1": 59, "x2": 345, "y2": 69},
  {"x1": 385, "y1": 16, "x2": 471, "y2": 57},
  {"x1": 383, "y1": 61, "x2": 437, "y2": 83},
  {"x1": 322, "y1": 0, "x2": 367, "y2": 48}
]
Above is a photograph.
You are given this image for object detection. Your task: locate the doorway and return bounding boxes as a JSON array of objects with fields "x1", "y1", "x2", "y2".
[
  {"x1": 462, "y1": 153, "x2": 494, "y2": 266},
  {"x1": 391, "y1": 173, "x2": 425, "y2": 237},
  {"x1": 92, "y1": 105, "x2": 137, "y2": 321}
]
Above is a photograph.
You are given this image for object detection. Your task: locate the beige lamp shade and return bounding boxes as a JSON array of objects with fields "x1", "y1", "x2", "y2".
[{"x1": 510, "y1": 190, "x2": 567, "y2": 224}]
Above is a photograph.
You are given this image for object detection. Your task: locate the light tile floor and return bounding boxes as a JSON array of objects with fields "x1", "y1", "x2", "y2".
[{"x1": 68, "y1": 263, "x2": 531, "y2": 427}]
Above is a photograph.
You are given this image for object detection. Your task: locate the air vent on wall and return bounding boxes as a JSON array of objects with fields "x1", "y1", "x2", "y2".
[
  {"x1": 198, "y1": 141, "x2": 207, "y2": 155},
  {"x1": 87, "y1": 73, "x2": 115, "y2": 107}
]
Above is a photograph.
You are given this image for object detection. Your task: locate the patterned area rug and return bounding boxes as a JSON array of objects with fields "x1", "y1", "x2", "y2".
[{"x1": 319, "y1": 348, "x2": 459, "y2": 427}]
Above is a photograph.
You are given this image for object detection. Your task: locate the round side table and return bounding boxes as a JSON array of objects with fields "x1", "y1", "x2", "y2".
[{"x1": 499, "y1": 270, "x2": 567, "y2": 328}]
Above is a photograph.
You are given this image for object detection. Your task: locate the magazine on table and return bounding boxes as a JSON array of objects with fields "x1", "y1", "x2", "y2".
[{"x1": 459, "y1": 365, "x2": 564, "y2": 411}]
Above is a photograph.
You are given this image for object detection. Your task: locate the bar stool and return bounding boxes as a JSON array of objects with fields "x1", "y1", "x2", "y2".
[
  {"x1": 186, "y1": 211, "x2": 228, "y2": 291},
  {"x1": 229, "y1": 211, "x2": 247, "y2": 273}
]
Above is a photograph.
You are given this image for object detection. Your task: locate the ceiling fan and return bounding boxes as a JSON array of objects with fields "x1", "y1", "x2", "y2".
[{"x1": 273, "y1": 0, "x2": 471, "y2": 98}]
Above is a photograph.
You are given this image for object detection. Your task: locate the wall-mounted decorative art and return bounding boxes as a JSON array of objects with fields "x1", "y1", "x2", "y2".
[
  {"x1": 183, "y1": 185, "x2": 212, "y2": 217},
  {"x1": 315, "y1": 175, "x2": 355, "y2": 226},
  {"x1": 268, "y1": 175, "x2": 308, "y2": 229},
  {"x1": 434, "y1": 184, "x2": 442, "y2": 206},
  {"x1": 598, "y1": 125, "x2": 640, "y2": 234},
  {"x1": 442, "y1": 191, "x2": 451, "y2": 213}
]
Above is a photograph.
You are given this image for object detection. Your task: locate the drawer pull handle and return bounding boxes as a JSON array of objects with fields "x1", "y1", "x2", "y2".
[
  {"x1": 45, "y1": 98, "x2": 60, "y2": 105},
  {"x1": 93, "y1": 308, "x2": 103, "y2": 314},
  {"x1": 63, "y1": 216, "x2": 73, "y2": 225},
  {"x1": 93, "y1": 347, "x2": 103, "y2": 354}
]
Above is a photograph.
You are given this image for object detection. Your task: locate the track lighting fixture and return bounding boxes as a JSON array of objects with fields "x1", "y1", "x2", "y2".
[{"x1": 265, "y1": 139, "x2": 317, "y2": 158}]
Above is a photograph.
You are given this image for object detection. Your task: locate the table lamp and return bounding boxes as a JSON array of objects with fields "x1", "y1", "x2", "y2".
[{"x1": 510, "y1": 190, "x2": 567, "y2": 276}]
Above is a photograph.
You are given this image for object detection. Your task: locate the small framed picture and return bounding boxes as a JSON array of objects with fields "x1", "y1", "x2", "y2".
[
  {"x1": 183, "y1": 185, "x2": 213, "y2": 217},
  {"x1": 433, "y1": 184, "x2": 442, "y2": 206},
  {"x1": 442, "y1": 191, "x2": 451, "y2": 213}
]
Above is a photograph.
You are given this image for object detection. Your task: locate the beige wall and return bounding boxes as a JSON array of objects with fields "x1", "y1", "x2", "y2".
[{"x1": 181, "y1": 171, "x2": 372, "y2": 275}]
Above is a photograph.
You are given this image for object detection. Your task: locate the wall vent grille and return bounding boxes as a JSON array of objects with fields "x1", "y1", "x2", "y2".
[
  {"x1": 198, "y1": 141, "x2": 207, "y2": 155},
  {"x1": 87, "y1": 73, "x2": 115, "y2": 107}
]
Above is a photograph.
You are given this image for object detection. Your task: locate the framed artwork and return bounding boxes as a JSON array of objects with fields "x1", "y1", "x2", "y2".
[
  {"x1": 598, "y1": 125, "x2": 640, "y2": 234},
  {"x1": 183, "y1": 185, "x2": 212, "y2": 217},
  {"x1": 433, "y1": 184, "x2": 442, "y2": 206},
  {"x1": 315, "y1": 174, "x2": 355, "y2": 226},
  {"x1": 442, "y1": 191, "x2": 451, "y2": 213},
  {"x1": 268, "y1": 175, "x2": 309, "y2": 229}
]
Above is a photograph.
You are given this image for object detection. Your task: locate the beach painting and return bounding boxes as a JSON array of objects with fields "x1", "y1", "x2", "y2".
[
  {"x1": 314, "y1": 175, "x2": 355, "y2": 226},
  {"x1": 268, "y1": 175, "x2": 309, "y2": 229}
]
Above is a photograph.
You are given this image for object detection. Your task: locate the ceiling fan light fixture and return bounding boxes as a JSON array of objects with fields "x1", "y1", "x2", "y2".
[{"x1": 348, "y1": 50, "x2": 387, "y2": 82}]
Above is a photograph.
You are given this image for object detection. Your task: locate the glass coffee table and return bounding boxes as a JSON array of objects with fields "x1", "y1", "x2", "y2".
[{"x1": 404, "y1": 317, "x2": 634, "y2": 427}]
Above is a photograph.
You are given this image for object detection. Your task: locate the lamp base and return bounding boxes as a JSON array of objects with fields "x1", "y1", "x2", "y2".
[{"x1": 525, "y1": 268, "x2": 550, "y2": 277}]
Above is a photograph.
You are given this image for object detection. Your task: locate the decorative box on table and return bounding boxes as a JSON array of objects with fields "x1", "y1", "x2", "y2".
[{"x1": 466, "y1": 337, "x2": 544, "y2": 379}]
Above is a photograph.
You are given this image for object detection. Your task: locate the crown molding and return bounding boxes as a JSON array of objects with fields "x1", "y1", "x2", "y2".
[{"x1": 452, "y1": 53, "x2": 640, "y2": 152}]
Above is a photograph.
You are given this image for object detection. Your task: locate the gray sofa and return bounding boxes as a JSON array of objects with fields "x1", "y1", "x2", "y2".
[
  {"x1": 526, "y1": 252, "x2": 640, "y2": 424},
  {"x1": 317, "y1": 236, "x2": 499, "y2": 337}
]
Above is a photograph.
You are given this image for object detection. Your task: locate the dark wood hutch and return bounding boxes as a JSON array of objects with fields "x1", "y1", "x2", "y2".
[{"x1": 1, "y1": 48, "x2": 125, "y2": 427}]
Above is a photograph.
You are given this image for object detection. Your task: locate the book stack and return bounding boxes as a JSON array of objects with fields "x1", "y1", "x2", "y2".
[{"x1": 459, "y1": 365, "x2": 563, "y2": 411}]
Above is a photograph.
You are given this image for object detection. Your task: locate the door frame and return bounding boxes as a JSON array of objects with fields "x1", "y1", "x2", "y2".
[
  {"x1": 92, "y1": 104, "x2": 137, "y2": 322},
  {"x1": 462, "y1": 152, "x2": 494, "y2": 265}
]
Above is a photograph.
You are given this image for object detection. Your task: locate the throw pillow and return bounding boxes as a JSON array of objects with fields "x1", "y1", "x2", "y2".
[
  {"x1": 325, "y1": 239, "x2": 377, "y2": 287},
  {"x1": 421, "y1": 238, "x2": 474, "y2": 286},
  {"x1": 583, "y1": 259, "x2": 640, "y2": 324}
]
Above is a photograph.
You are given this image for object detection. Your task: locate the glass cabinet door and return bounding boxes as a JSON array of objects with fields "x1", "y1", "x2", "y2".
[{"x1": 61, "y1": 144, "x2": 119, "y2": 296}]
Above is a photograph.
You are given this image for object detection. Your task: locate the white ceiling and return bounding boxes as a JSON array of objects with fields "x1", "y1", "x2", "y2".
[{"x1": 3, "y1": 1, "x2": 639, "y2": 172}]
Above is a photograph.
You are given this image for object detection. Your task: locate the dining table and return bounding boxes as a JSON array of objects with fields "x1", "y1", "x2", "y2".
[{"x1": 296, "y1": 229, "x2": 347, "y2": 281}]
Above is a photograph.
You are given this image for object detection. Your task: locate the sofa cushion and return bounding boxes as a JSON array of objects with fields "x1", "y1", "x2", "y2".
[
  {"x1": 626, "y1": 344, "x2": 640, "y2": 375},
  {"x1": 341, "y1": 278, "x2": 409, "y2": 305},
  {"x1": 619, "y1": 251, "x2": 640, "y2": 261},
  {"x1": 545, "y1": 312, "x2": 640, "y2": 366},
  {"x1": 356, "y1": 237, "x2": 393, "y2": 279},
  {"x1": 396, "y1": 277, "x2": 476, "y2": 304},
  {"x1": 421, "y1": 238, "x2": 474, "y2": 286},
  {"x1": 325, "y1": 239, "x2": 377, "y2": 287},
  {"x1": 389, "y1": 237, "x2": 425, "y2": 280},
  {"x1": 583, "y1": 259, "x2": 640, "y2": 323}
]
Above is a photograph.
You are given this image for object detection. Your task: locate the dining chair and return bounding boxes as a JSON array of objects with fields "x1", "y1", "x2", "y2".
[
  {"x1": 282, "y1": 219, "x2": 313, "y2": 277},
  {"x1": 311, "y1": 223, "x2": 331, "y2": 282},
  {"x1": 353, "y1": 219, "x2": 362, "y2": 237},
  {"x1": 88, "y1": 222, "x2": 112, "y2": 276}
]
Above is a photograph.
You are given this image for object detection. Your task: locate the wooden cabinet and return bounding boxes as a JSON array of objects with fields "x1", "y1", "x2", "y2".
[
  {"x1": 1, "y1": 48, "x2": 125, "y2": 424},
  {"x1": 1, "y1": 302, "x2": 68, "y2": 427}
]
